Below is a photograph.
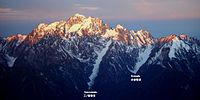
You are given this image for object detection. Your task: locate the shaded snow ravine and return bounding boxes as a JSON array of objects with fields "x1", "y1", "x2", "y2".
[
  {"x1": 5, "y1": 54, "x2": 17, "y2": 67},
  {"x1": 129, "y1": 46, "x2": 152, "y2": 74},
  {"x1": 88, "y1": 40, "x2": 112, "y2": 89}
]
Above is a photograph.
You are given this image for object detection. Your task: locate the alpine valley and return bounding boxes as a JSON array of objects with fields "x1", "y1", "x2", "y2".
[{"x1": 0, "y1": 14, "x2": 200, "y2": 100}]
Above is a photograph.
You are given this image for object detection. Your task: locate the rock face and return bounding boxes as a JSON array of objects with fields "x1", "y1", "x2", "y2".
[{"x1": 0, "y1": 14, "x2": 200, "y2": 100}]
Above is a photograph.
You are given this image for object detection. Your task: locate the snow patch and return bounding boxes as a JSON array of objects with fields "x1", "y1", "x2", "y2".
[
  {"x1": 169, "y1": 39, "x2": 190, "y2": 58},
  {"x1": 5, "y1": 54, "x2": 17, "y2": 67},
  {"x1": 59, "y1": 66, "x2": 64, "y2": 71},
  {"x1": 169, "y1": 40, "x2": 178, "y2": 58},
  {"x1": 16, "y1": 40, "x2": 22, "y2": 46},
  {"x1": 82, "y1": 17, "x2": 92, "y2": 29},
  {"x1": 88, "y1": 40, "x2": 112, "y2": 89},
  {"x1": 102, "y1": 29, "x2": 119, "y2": 40},
  {"x1": 68, "y1": 24, "x2": 81, "y2": 33}
]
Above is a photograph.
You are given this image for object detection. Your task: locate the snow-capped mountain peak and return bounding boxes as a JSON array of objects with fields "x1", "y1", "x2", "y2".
[
  {"x1": 156, "y1": 34, "x2": 194, "y2": 60},
  {"x1": 66, "y1": 14, "x2": 110, "y2": 35},
  {"x1": 116, "y1": 24, "x2": 124, "y2": 29},
  {"x1": 159, "y1": 34, "x2": 179, "y2": 43},
  {"x1": 13, "y1": 14, "x2": 157, "y2": 46},
  {"x1": 67, "y1": 13, "x2": 87, "y2": 25},
  {"x1": 74, "y1": 13, "x2": 86, "y2": 18}
]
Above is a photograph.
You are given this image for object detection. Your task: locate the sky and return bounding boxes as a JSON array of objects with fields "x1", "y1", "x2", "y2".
[{"x1": 0, "y1": 0, "x2": 200, "y2": 38}]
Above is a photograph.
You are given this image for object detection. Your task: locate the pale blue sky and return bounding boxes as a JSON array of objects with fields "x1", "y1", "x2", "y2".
[{"x1": 0, "y1": 0, "x2": 200, "y2": 38}]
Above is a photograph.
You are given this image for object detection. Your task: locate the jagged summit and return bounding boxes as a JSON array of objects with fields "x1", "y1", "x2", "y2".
[
  {"x1": 2, "y1": 14, "x2": 195, "y2": 47},
  {"x1": 115, "y1": 24, "x2": 124, "y2": 29},
  {"x1": 159, "y1": 34, "x2": 191, "y2": 43},
  {"x1": 73, "y1": 13, "x2": 86, "y2": 18},
  {"x1": 6, "y1": 34, "x2": 27, "y2": 42},
  {"x1": 159, "y1": 34, "x2": 179, "y2": 43}
]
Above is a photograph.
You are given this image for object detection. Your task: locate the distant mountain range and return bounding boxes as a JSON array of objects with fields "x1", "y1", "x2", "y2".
[{"x1": 0, "y1": 14, "x2": 200, "y2": 100}]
